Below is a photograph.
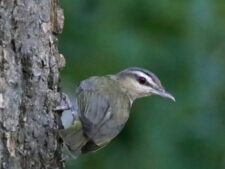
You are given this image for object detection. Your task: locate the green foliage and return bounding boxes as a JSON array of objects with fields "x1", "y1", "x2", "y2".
[{"x1": 59, "y1": 0, "x2": 225, "y2": 169}]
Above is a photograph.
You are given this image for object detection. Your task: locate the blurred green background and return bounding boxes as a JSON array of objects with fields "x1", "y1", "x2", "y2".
[{"x1": 59, "y1": 0, "x2": 225, "y2": 169}]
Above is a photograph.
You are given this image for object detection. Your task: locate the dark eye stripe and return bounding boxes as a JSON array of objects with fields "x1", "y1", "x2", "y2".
[
  {"x1": 145, "y1": 81, "x2": 154, "y2": 88},
  {"x1": 133, "y1": 74, "x2": 154, "y2": 88},
  {"x1": 128, "y1": 67, "x2": 161, "y2": 86}
]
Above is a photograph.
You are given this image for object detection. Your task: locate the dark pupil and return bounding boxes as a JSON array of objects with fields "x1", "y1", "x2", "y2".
[{"x1": 138, "y1": 77, "x2": 146, "y2": 84}]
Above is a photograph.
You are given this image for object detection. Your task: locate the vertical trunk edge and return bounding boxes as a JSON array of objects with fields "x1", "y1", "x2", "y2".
[{"x1": 0, "y1": 0, "x2": 65, "y2": 168}]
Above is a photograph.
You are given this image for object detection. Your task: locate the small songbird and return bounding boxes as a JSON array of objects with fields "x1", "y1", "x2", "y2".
[{"x1": 58, "y1": 67, "x2": 175, "y2": 159}]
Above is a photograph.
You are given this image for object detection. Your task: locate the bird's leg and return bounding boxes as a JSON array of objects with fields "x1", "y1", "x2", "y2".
[
  {"x1": 54, "y1": 93, "x2": 73, "y2": 111},
  {"x1": 54, "y1": 93, "x2": 77, "y2": 120}
]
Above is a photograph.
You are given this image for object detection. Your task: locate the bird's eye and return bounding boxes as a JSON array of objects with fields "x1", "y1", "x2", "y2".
[{"x1": 138, "y1": 77, "x2": 146, "y2": 84}]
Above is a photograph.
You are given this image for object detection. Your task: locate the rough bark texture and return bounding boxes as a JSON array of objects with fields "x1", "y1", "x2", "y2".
[{"x1": 0, "y1": 0, "x2": 64, "y2": 168}]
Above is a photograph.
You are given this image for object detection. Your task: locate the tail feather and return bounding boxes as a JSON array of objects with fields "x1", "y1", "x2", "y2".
[{"x1": 59, "y1": 119, "x2": 87, "y2": 159}]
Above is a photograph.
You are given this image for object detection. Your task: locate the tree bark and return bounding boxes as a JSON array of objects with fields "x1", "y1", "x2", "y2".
[{"x1": 0, "y1": 0, "x2": 64, "y2": 168}]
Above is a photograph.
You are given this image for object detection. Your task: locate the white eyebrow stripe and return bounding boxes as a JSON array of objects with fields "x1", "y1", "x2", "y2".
[{"x1": 131, "y1": 71, "x2": 157, "y2": 87}]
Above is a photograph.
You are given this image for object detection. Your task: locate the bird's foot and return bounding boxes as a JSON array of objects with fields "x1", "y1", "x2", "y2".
[{"x1": 54, "y1": 93, "x2": 77, "y2": 120}]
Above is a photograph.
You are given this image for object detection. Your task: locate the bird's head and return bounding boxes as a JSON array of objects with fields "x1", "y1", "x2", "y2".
[{"x1": 114, "y1": 67, "x2": 175, "y2": 102}]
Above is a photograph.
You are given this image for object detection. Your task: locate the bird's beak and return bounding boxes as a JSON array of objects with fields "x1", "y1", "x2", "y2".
[{"x1": 152, "y1": 89, "x2": 175, "y2": 102}]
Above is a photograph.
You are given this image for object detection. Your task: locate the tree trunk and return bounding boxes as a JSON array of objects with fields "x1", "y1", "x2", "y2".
[{"x1": 0, "y1": 0, "x2": 64, "y2": 168}]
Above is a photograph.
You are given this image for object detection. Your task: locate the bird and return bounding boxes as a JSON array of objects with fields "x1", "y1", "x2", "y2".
[{"x1": 57, "y1": 67, "x2": 175, "y2": 159}]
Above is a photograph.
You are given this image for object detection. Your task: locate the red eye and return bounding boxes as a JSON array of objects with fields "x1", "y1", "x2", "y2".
[{"x1": 138, "y1": 77, "x2": 146, "y2": 84}]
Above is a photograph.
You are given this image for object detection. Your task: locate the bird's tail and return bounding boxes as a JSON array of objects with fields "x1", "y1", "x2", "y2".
[{"x1": 59, "y1": 119, "x2": 87, "y2": 159}]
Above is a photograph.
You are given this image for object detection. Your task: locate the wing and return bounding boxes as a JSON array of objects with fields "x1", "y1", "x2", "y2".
[{"x1": 76, "y1": 88, "x2": 113, "y2": 146}]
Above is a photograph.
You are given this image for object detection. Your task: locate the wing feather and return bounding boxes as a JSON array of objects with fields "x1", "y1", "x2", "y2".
[
  {"x1": 75, "y1": 77, "x2": 130, "y2": 146},
  {"x1": 76, "y1": 89, "x2": 111, "y2": 144}
]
